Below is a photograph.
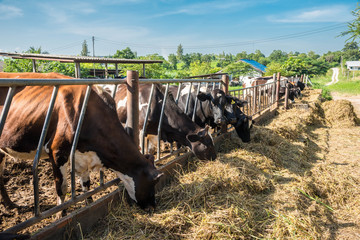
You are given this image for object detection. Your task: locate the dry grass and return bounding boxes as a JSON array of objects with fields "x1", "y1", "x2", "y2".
[{"x1": 87, "y1": 89, "x2": 360, "y2": 240}]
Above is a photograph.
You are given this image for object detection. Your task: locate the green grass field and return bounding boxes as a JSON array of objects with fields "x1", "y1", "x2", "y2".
[{"x1": 311, "y1": 69, "x2": 360, "y2": 99}]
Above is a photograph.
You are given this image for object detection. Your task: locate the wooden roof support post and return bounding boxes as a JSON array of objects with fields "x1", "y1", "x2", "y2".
[
  {"x1": 115, "y1": 64, "x2": 118, "y2": 77},
  {"x1": 222, "y1": 74, "x2": 229, "y2": 95},
  {"x1": 126, "y1": 70, "x2": 139, "y2": 146},
  {"x1": 105, "y1": 63, "x2": 108, "y2": 79},
  {"x1": 32, "y1": 59, "x2": 37, "y2": 73},
  {"x1": 75, "y1": 62, "x2": 81, "y2": 78}
]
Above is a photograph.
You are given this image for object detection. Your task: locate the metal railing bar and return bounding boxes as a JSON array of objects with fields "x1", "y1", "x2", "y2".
[
  {"x1": 141, "y1": 84, "x2": 155, "y2": 154},
  {"x1": 175, "y1": 83, "x2": 182, "y2": 105},
  {"x1": 0, "y1": 79, "x2": 124, "y2": 87},
  {"x1": 0, "y1": 87, "x2": 16, "y2": 136},
  {"x1": 155, "y1": 147, "x2": 187, "y2": 163},
  {"x1": 139, "y1": 79, "x2": 222, "y2": 84},
  {"x1": 157, "y1": 83, "x2": 170, "y2": 161},
  {"x1": 33, "y1": 86, "x2": 59, "y2": 217},
  {"x1": 4, "y1": 178, "x2": 120, "y2": 234},
  {"x1": 70, "y1": 85, "x2": 92, "y2": 199},
  {"x1": 192, "y1": 83, "x2": 201, "y2": 122},
  {"x1": 184, "y1": 82, "x2": 193, "y2": 115}
]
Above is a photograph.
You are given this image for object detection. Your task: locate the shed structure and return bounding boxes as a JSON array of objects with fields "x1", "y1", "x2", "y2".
[{"x1": 0, "y1": 52, "x2": 163, "y2": 78}]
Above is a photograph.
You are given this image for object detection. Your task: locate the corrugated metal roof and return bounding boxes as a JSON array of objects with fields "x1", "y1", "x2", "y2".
[
  {"x1": 0, "y1": 52, "x2": 163, "y2": 64},
  {"x1": 239, "y1": 59, "x2": 267, "y2": 73}
]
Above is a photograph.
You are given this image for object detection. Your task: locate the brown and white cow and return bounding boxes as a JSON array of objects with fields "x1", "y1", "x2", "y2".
[
  {"x1": 0, "y1": 73, "x2": 163, "y2": 212},
  {"x1": 115, "y1": 84, "x2": 217, "y2": 161}
]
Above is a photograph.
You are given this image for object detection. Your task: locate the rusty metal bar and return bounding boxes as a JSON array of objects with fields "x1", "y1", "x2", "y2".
[
  {"x1": 70, "y1": 85, "x2": 92, "y2": 199},
  {"x1": 33, "y1": 86, "x2": 59, "y2": 217},
  {"x1": 284, "y1": 82, "x2": 289, "y2": 110},
  {"x1": 141, "y1": 84, "x2": 155, "y2": 154},
  {"x1": 184, "y1": 82, "x2": 193, "y2": 115},
  {"x1": 222, "y1": 74, "x2": 229, "y2": 95},
  {"x1": 0, "y1": 87, "x2": 16, "y2": 137},
  {"x1": 192, "y1": 83, "x2": 201, "y2": 122},
  {"x1": 157, "y1": 83, "x2": 170, "y2": 160},
  {"x1": 126, "y1": 71, "x2": 139, "y2": 147}
]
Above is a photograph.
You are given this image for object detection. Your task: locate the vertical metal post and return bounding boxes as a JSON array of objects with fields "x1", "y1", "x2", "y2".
[
  {"x1": 0, "y1": 87, "x2": 16, "y2": 137},
  {"x1": 157, "y1": 83, "x2": 170, "y2": 161},
  {"x1": 143, "y1": 64, "x2": 146, "y2": 78},
  {"x1": 300, "y1": 74, "x2": 304, "y2": 83},
  {"x1": 126, "y1": 70, "x2": 139, "y2": 147},
  {"x1": 252, "y1": 86, "x2": 257, "y2": 114},
  {"x1": 184, "y1": 82, "x2": 193, "y2": 114},
  {"x1": 33, "y1": 86, "x2": 59, "y2": 216},
  {"x1": 272, "y1": 73, "x2": 276, "y2": 105},
  {"x1": 141, "y1": 84, "x2": 155, "y2": 154},
  {"x1": 192, "y1": 83, "x2": 201, "y2": 122},
  {"x1": 222, "y1": 74, "x2": 229, "y2": 95},
  {"x1": 276, "y1": 72, "x2": 281, "y2": 108},
  {"x1": 175, "y1": 83, "x2": 182, "y2": 105},
  {"x1": 284, "y1": 82, "x2": 289, "y2": 110},
  {"x1": 32, "y1": 60, "x2": 37, "y2": 73},
  {"x1": 70, "y1": 85, "x2": 92, "y2": 198},
  {"x1": 205, "y1": 82, "x2": 209, "y2": 92},
  {"x1": 115, "y1": 64, "x2": 119, "y2": 78},
  {"x1": 212, "y1": 82, "x2": 216, "y2": 90}
]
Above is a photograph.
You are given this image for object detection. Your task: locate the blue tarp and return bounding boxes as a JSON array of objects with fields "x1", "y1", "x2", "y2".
[{"x1": 239, "y1": 59, "x2": 267, "y2": 73}]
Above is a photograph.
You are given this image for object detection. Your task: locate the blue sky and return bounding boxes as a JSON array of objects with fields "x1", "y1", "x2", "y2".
[{"x1": 0, "y1": 0, "x2": 357, "y2": 58}]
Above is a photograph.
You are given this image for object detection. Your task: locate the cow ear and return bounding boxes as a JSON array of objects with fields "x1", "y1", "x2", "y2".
[
  {"x1": 187, "y1": 134, "x2": 201, "y2": 142},
  {"x1": 144, "y1": 154, "x2": 155, "y2": 165},
  {"x1": 197, "y1": 92, "x2": 211, "y2": 101}
]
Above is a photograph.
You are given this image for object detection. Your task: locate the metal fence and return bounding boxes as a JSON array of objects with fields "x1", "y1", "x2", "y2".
[
  {"x1": 0, "y1": 71, "x2": 287, "y2": 234},
  {"x1": 0, "y1": 73, "x2": 226, "y2": 233}
]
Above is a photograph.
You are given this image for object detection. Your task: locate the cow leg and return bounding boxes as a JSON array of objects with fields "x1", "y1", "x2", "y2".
[{"x1": 0, "y1": 153, "x2": 18, "y2": 209}]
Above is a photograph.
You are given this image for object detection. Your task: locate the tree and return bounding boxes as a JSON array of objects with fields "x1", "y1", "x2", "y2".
[
  {"x1": 222, "y1": 61, "x2": 253, "y2": 79},
  {"x1": 168, "y1": 54, "x2": 178, "y2": 70},
  {"x1": 81, "y1": 40, "x2": 90, "y2": 56},
  {"x1": 343, "y1": 42, "x2": 359, "y2": 51},
  {"x1": 340, "y1": 4, "x2": 360, "y2": 42},
  {"x1": 269, "y1": 50, "x2": 288, "y2": 62},
  {"x1": 113, "y1": 47, "x2": 137, "y2": 59},
  {"x1": 177, "y1": 44, "x2": 183, "y2": 61}
]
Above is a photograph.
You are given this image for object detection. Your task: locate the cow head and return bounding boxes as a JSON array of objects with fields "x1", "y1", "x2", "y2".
[
  {"x1": 186, "y1": 126, "x2": 217, "y2": 160},
  {"x1": 234, "y1": 114, "x2": 253, "y2": 143},
  {"x1": 197, "y1": 89, "x2": 228, "y2": 126},
  {"x1": 119, "y1": 154, "x2": 164, "y2": 210},
  {"x1": 224, "y1": 96, "x2": 248, "y2": 125}
]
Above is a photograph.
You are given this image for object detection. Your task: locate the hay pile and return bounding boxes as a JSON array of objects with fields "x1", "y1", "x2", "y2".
[
  {"x1": 88, "y1": 89, "x2": 360, "y2": 239},
  {"x1": 322, "y1": 100, "x2": 359, "y2": 127}
]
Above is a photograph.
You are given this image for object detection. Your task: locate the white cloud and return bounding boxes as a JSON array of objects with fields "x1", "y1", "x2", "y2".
[
  {"x1": 152, "y1": 0, "x2": 272, "y2": 18},
  {"x1": 267, "y1": 5, "x2": 353, "y2": 23},
  {"x1": 0, "y1": 4, "x2": 23, "y2": 19}
]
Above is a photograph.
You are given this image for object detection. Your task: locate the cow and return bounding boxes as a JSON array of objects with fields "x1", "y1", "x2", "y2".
[
  {"x1": 169, "y1": 85, "x2": 236, "y2": 129},
  {"x1": 0, "y1": 73, "x2": 163, "y2": 214},
  {"x1": 114, "y1": 84, "x2": 217, "y2": 161},
  {"x1": 224, "y1": 97, "x2": 253, "y2": 142}
]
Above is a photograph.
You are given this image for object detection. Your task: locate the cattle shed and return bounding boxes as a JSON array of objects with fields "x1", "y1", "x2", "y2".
[
  {"x1": 345, "y1": 61, "x2": 360, "y2": 71},
  {"x1": 0, "y1": 52, "x2": 163, "y2": 78},
  {"x1": 239, "y1": 59, "x2": 267, "y2": 73}
]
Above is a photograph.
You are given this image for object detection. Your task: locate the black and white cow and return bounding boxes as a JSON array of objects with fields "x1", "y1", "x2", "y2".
[
  {"x1": 115, "y1": 84, "x2": 217, "y2": 161},
  {"x1": 169, "y1": 85, "x2": 236, "y2": 128}
]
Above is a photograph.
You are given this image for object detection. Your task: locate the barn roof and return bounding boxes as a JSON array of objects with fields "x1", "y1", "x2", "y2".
[
  {"x1": 0, "y1": 52, "x2": 163, "y2": 64},
  {"x1": 239, "y1": 59, "x2": 267, "y2": 73}
]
